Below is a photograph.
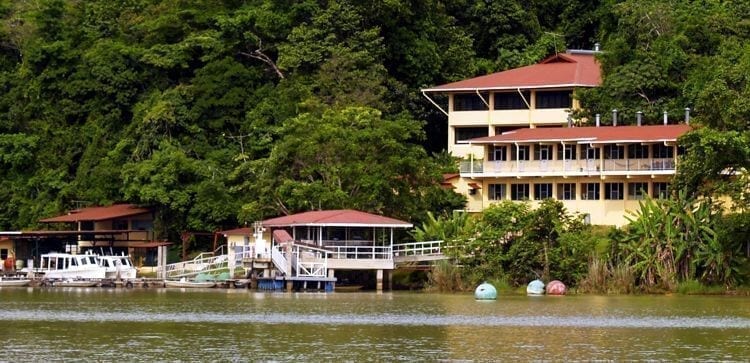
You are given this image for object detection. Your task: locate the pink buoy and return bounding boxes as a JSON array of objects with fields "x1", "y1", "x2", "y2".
[{"x1": 546, "y1": 280, "x2": 566, "y2": 295}]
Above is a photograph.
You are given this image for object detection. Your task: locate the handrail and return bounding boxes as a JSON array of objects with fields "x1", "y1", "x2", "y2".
[
  {"x1": 392, "y1": 240, "x2": 444, "y2": 256},
  {"x1": 325, "y1": 244, "x2": 392, "y2": 260},
  {"x1": 271, "y1": 246, "x2": 288, "y2": 274}
]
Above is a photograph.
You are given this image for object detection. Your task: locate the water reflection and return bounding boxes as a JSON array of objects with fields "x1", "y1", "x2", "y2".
[
  {"x1": 5, "y1": 309, "x2": 750, "y2": 329},
  {"x1": 2, "y1": 289, "x2": 749, "y2": 361}
]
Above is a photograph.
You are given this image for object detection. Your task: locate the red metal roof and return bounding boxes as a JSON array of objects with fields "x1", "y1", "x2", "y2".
[
  {"x1": 423, "y1": 53, "x2": 601, "y2": 92},
  {"x1": 469, "y1": 124, "x2": 692, "y2": 144},
  {"x1": 262, "y1": 210, "x2": 413, "y2": 228},
  {"x1": 272, "y1": 229, "x2": 294, "y2": 244},
  {"x1": 219, "y1": 227, "x2": 254, "y2": 236},
  {"x1": 39, "y1": 204, "x2": 151, "y2": 223}
]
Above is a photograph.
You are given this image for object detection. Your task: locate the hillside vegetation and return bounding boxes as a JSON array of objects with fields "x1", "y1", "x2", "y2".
[{"x1": 0, "y1": 0, "x2": 747, "y2": 251}]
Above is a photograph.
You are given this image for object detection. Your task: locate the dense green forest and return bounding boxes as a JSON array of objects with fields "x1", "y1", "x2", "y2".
[{"x1": 0, "y1": 0, "x2": 747, "y2": 250}]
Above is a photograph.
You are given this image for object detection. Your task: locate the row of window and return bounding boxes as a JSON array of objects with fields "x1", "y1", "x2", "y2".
[
  {"x1": 487, "y1": 182, "x2": 670, "y2": 201},
  {"x1": 484, "y1": 144, "x2": 676, "y2": 160},
  {"x1": 453, "y1": 91, "x2": 572, "y2": 111}
]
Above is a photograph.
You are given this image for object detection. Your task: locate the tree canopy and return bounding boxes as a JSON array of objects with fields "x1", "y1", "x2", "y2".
[{"x1": 0, "y1": 0, "x2": 747, "y2": 242}]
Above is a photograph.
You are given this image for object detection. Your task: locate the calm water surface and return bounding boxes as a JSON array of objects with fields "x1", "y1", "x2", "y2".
[{"x1": 1, "y1": 287, "x2": 749, "y2": 361}]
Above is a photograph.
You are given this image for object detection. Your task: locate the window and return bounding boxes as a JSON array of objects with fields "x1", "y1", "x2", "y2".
[
  {"x1": 557, "y1": 144, "x2": 577, "y2": 160},
  {"x1": 113, "y1": 219, "x2": 129, "y2": 230},
  {"x1": 604, "y1": 145, "x2": 625, "y2": 159},
  {"x1": 536, "y1": 90, "x2": 572, "y2": 109},
  {"x1": 453, "y1": 93, "x2": 488, "y2": 111},
  {"x1": 488, "y1": 146, "x2": 507, "y2": 161},
  {"x1": 80, "y1": 221, "x2": 94, "y2": 231},
  {"x1": 628, "y1": 144, "x2": 649, "y2": 159},
  {"x1": 653, "y1": 144, "x2": 674, "y2": 158},
  {"x1": 534, "y1": 183, "x2": 553, "y2": 200},
  {"x1": 534, "y1": 145, "x2": 553, "y2": 160},
  {"x1": 132, "y1": 220, "x2": 153, "y2": 231},
  {"x1": 455, "y1": 127, "x2": 488, "y2": 144},
  {"x1": 581, "y1": 183, "x2": 600, "y2": 200},
  {"x1": 581, "y1": 145, "x2": 600, "y2": 160},
  {"x1": 488, "y1": 184, "x2": 506, "y2": 200},
  {"x1": 653, "y1": 182, "x2": 670, "y2": 199},
  {"x1": 628, "y1": 182, "x2": 648, "y2": 200},
  {"x1": 494, "y1": 91, "x2": 529, "y2": 110},
  {"x1": 557, "y1": 183, "x2": 576, "y2": 200},
  {"x1": 0, "y1": 248, "x2": 7, "y2": 260},
  {"x1": 510, "y1": 145, "x2": 530, "y2": 160},
  {"x1": 511, "y1": 184, "x2": 530, "y2": 200},
  {"x1": 605, "y1": 182, "x2": 624, "y2": 200}
]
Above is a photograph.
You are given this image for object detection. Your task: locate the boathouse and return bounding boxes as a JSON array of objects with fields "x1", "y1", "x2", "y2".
[
  {"x1": 218, "y1": 210, "x2": 413, "y2": 291},
  {"x1": 36, "y1": 204, "x2": 170, "y2": 274}
]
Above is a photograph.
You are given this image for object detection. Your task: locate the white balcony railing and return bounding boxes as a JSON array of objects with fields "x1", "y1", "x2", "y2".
[
  {"x1": 325, "y1": 244, "x2": 393, "y2": 260},
  {"x1": 466, "y1": 158, "x2": 676, "y2": 176}
]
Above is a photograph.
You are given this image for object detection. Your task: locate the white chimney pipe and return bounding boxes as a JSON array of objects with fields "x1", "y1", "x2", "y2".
[
  {"x1": 595, "y1": 114, "x2": 600, "y2": 127},
  {"x1": 684, "y1": 107, "x2": 691, "y2": 125},
  {"x1": 594, "y1": 43, "x2": 600, "y2": 52},
  {"x1": 612, "y1": 109, "x2": 618, "y2": 126},
  {"x1": 636, "y1": 111, "x2": 643, "y2": 126},
  {"x1": 663, "y1": 111, "x2": 668, "y2": 125}
]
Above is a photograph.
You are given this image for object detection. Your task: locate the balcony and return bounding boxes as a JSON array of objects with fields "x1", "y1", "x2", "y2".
[
  {"x1": 459, "y1": 159, "x2": 484, "y2": 173},
  {"x1": 460, "y1": 158, "x2": 675, "y2": 178}
]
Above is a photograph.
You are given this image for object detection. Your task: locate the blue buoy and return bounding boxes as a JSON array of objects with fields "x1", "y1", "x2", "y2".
[
  {"x1": 474, "y1": 282, "x2": 497, "y2": 300},
  {"x1": 526, "y1": 279, "x2": 545, "y2": 295}
]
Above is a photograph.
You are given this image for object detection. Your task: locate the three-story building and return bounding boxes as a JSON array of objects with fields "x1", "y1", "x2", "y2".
[{"x1": 423, "y1": 49, "x2": 690, "y2": 225}]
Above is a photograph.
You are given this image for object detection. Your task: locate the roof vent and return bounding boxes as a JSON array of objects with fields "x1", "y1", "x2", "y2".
[
  {"x1": 636, "y1": 111, "x2": 643, "y2": 126},
  {"x1": 684, "y1": 107, "x2": 691, "y2": 125},
  {"x1": 567, "y1": 115, "x2": 573, "y2": 127},
  {"x1": 663, "y1": 111, "x2": 668, "y2": 125},
  {"x1": 612, "y1": 109, "x2": 618, "y2": 126},
  {"x1": 595, "y1": 114, "x2": 601, "y2": 127},
  {"x1": 594, "y1": 43, "x2": 600, "y2": 52}
]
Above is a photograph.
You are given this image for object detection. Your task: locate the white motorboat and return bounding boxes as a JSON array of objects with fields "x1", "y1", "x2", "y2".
[
  {"x1": 164, "y1": 277, "x2": 216, "y2": 288},
  {"x1": 97, "y1": 254, "x2": 138, "y2": 279},
  {"x1": 0, "y1": 277, "x2": 30, "y2": 287},
  {"x1": 36, "y1": 252, "x2": 107, "y2": 280}
]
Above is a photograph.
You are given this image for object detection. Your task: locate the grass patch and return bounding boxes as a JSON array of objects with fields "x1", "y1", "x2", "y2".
[{"x1": 677, "y1": 280, "x2": 728, "y2": 295}]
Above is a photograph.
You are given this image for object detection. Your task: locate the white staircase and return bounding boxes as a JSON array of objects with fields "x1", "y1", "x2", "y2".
[{"x1": 270, "y1": 246, "x2": 288, "y2": 275}]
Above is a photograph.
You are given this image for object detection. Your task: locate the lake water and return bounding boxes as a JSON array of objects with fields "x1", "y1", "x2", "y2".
[{"x1": 2, "y1": 287, "x2": 749, "y2": 361}]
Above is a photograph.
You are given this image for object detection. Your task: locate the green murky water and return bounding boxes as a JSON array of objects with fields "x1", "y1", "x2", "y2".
[{"x1": 1, "y1": 287, "x2": 749, "y2": 361}]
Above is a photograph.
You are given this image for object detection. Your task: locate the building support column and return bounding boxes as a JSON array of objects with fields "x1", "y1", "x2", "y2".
[
  {"x1": 387, "y1": 270, "x2": 393, "y2": 291},
  {"x1": 285, "y1": 243, "x2": 293, "y2": 292},
  {"x1": 328, "y1": 268, "x2": 335, "y2": 291},
  {"x1": 376, "y1": 269, "x2": 384, "y2": 292}
]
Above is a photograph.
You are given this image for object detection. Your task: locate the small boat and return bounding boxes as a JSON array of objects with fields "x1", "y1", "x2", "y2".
[
  {"x1": 54, "y1": 279, "x2": 100, "y2": 287},
  {"x1": 164, "y1": 278, "x2": 216, "y2": 288},
  {"x1": 0, "y1": 277, "x2": 31, "y2": 287},
  {"x1": 35, "y1": 252, "x2": 107, "y2": 279},
  {"x1": 97, "y1": 254, "x2": 138, "y2": 280},
  {"x1": 526, "y1": 279, "x2": 545, "y2": 295},
  {"x1": 335, "y1": 285, "x2": 364, "y2": 292}
]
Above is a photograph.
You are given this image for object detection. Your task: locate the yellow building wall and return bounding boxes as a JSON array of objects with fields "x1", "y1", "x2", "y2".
[
  {"x1": 448, "y1": 89, "x2": 575, "y2": 157},
  {"x1": 459, "y1": 176, "x2": 668, "y2": 226},
  {"x1": 0, "y1": 238, "x2": 14, "y2": 268}
]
